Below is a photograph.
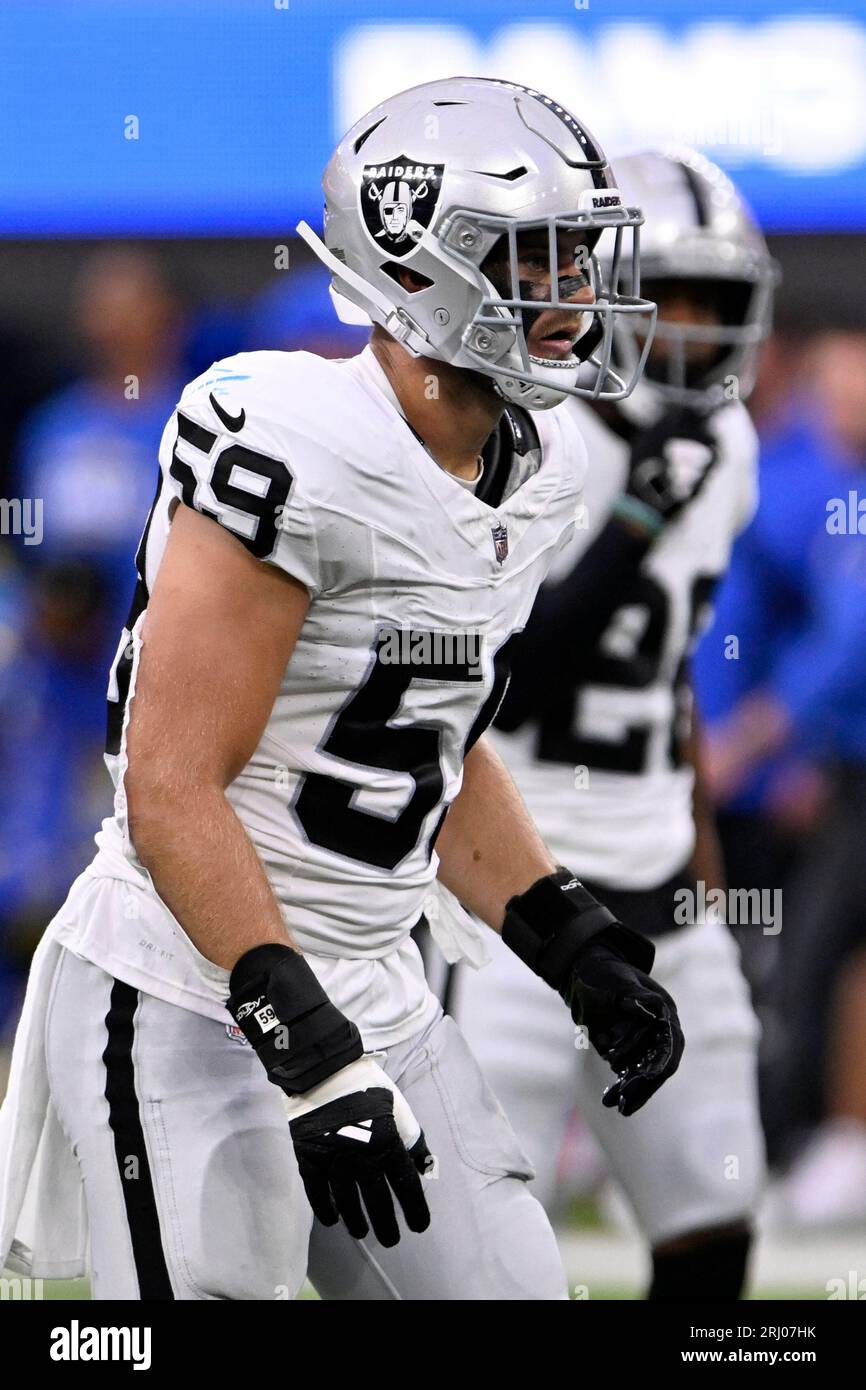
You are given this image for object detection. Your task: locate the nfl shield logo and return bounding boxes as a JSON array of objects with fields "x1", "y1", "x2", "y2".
[{"x1": 491, "y1": 521, "x2": 509, "y2": 565}]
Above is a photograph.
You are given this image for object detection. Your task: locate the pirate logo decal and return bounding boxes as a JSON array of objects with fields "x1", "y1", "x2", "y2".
[{"x1": 361, "y1": 156, "x2": 444, "y2": 258}]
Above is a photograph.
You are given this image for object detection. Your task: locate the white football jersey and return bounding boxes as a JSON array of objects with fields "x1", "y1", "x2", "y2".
[
  {"x1": 58, "y1": 345, "x2": 586, "y2": 1046},
  {"x1": 490, "y1": 397, "x2": 758, "y2": 889}
]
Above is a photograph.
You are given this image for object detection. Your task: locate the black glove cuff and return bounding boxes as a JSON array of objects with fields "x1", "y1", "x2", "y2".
[
  {"x1": 228, "y1": 943, "x2": 363, "y2": 1095},
  {"x1": 576, "y1": 922, "x2": 656, "y2": 976},
  {"x1": 502, "y1": 868, "x2": 654, "y2": 990}
]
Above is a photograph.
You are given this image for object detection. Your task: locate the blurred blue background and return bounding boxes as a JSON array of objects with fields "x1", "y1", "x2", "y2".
[{"x1": 1, "y1": 0, "x2": 866, "y2": 235}]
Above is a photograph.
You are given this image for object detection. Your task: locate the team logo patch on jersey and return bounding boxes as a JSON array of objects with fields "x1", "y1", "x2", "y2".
[
  {"x1": 360, "y1": 156, "x2": 444, "y2": 258},
  {"x1": 491, "y1": 521, "x2": 509, "y2": 565},
  {"x1": 225, "y1": 1024, "x2": 250, "y2": 1046}
]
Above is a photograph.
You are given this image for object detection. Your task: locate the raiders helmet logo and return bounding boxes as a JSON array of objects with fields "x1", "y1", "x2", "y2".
[{"x1": 360, "y1": 155, "x2": 444, "y2": 258}]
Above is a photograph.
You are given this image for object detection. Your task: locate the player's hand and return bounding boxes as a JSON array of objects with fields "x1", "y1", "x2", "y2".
[
  {"x1": 283, "y1": 1056, "x2": 434, "y2": 1247},
  {"x1": 227, "y1": 943, "x2": 434, "y2": 1246},
  {"x1": 624, "y1": 406, "x2": 718, "y2": 527},
  {"x1": 501, "y1": 868, "x2": 684, "y2": 1117},
  {"x1": 567, "y1": 936, "x2": 685, "y2": 1116}
]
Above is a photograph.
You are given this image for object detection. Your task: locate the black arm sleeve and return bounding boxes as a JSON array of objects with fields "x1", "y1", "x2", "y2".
[{"x1": 495, "y1": 516, "x2": 653, "y2": 732}]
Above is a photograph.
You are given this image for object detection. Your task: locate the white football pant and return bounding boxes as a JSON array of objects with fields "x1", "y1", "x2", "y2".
[{"x1": 456, "y1": 917, "x2": 766, "y2": 1245}]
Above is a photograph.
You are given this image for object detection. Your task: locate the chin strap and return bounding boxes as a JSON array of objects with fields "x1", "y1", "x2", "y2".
[{"x1": 296, "y1": 220, "x2": 433, "y2": 357}]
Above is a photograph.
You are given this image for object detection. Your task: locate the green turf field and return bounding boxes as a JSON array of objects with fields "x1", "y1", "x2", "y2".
[
  {"x1": 29, "y1": 1277, "x2": 828, "y2": 1300},
  {"x1": 15, "y1": 1216, "x2": 853, "y2": 1301}
]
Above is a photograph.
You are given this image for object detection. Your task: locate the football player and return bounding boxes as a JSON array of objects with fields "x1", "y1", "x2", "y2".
[
  {"x1": 456, "y1": 150, "x2": 778, "y2": 1300},
  {"x1": 0, "y1": 81, "x2": 682, "y2": 1301}
]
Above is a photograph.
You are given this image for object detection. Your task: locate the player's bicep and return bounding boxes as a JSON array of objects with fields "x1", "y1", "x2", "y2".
[{"x1": 126, "y1": 503, "x2": 310, "y2": 794}]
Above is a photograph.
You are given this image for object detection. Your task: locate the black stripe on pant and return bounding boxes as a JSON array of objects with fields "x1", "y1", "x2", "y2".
[{"x1": 102, "y1": 979, "x2": 174, "y2": 1300}]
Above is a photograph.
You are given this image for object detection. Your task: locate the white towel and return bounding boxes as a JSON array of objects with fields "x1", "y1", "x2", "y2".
[
  {"x1": 0, "y1": 926, "x2": 87, "y2": 1279},
  {"x1": 423, "y1": 879, "x2": 491, "y2": 970}
]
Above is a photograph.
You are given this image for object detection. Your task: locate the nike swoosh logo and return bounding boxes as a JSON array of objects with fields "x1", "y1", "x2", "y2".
[{"x1": 209, "y1": 392, "x2": 246, "y2": 432}]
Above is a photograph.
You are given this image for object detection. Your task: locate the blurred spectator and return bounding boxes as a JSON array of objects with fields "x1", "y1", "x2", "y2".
[
  {"x1": 695, "y1": 329, "x2": 850, "y2": 888},
  {"x1": 699, "y1": 330, "x2": 866, "y2": 1218},
  {"x1": 0, "y1": 559, "x2": 113, "y2": 1036},
  {"x1": 182, "y1": 263, "x2": 368, "y2": 380},
  {"x1": 0, "y1": 325, "x2": 64, "y2": 500},
  {"x1": 14, "y1": 246, "x2": 187, "y2": 648},
  {"x1": 182, "y1": 300, "x2": 248, "y2": 382},
  {"x1": 1, "y1": 248, "x2": 186, "y2": 1043},
  {"x1": 242, "y1": 264, "x2": 368, "y2": 358},
  {"x1": 693, "y1": 332, "x2": 850, "y2": 1147}
]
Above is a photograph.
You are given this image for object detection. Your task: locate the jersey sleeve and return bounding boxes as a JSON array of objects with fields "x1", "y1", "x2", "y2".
[{"x1": 159, "y1": 357, "x2": 323, "y2": 596}]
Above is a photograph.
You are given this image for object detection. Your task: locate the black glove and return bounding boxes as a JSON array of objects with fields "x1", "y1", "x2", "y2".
[
  {"x1": 502, "y1": 869, "x2": 684, "y2": 1116},
  {"x1": 619, "y1": 406, "x2": 718, "y2": 532},
  {"x1": 567, "y1": 937, "x2": 685, "y2": 1116},
  {"x1": 228, "y1": 944, "x2": 433, "y2": 1246}
]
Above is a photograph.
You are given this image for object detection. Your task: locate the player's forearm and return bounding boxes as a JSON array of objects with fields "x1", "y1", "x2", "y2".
[
  {"x1": 435, "y1": 736, "x2": 556, "y2": 930},
  {"x1": 127, "y1": 779, "x2": 296, "y2": 970}
]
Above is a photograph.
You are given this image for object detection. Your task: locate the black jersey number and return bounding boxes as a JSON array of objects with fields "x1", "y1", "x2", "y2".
[
  {"x1": 170, "y1": 411, "x2": 292, "y2": 559},
  {"x1": 540, "y1": 574, "x2": 715, "y2": 775},
  {"x1": 293, "y1": 630, "x2": 516, "y2": 871}
]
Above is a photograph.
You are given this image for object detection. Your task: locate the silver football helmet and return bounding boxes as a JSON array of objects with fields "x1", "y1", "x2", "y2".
[
  {"x1": 297, "y1": 76, "x2": 656, "y2": 410},
  {"x1": 605, "y1": 148, "x2": 779, "y2": 410}
]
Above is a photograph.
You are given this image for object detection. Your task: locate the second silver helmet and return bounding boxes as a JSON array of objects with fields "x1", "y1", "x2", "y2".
[{"x1": 606, "y1": 147, "x2": 779, "y2": 409}]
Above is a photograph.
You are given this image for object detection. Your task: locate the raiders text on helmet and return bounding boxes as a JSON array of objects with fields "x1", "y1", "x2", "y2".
[{"x1": 297, "y1": 77, "x2": 657, "y2": 410}]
